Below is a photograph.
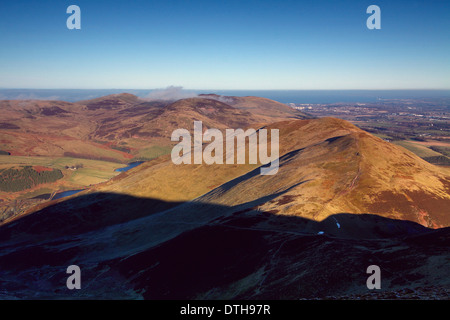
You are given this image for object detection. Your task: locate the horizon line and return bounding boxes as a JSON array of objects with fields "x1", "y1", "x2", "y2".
[{"x1": 1, "y1": 88, "x2": 450, "y2": 91}]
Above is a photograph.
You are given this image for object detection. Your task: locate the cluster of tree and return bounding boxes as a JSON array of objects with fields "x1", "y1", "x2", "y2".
[
  {"x1": 0, "y1": 150, "x2": 10, "y2": 155},
  {"x1": 0, "y1": 166, "x2": 63, "y2": 192}
]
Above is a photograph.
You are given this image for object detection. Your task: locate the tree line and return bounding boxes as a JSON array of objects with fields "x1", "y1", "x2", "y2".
[{"x1": 0, "y1": 166, "x2": 63, "y2": 192}]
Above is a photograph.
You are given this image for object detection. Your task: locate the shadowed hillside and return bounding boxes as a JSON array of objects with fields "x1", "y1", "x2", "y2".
[{"x1": 0, "y1": 193, "x2": 448, "y2": 299}]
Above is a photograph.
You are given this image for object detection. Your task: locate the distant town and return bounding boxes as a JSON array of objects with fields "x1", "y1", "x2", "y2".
[
  {"x1": 288, "y1": 98, "x2": 450, "y2": 167},
  {"x1": 288, "y1": 98, "x2": 450, "y2": 142}
]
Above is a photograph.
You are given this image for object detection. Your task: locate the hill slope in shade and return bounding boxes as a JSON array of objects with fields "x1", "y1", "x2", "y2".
[{"x1": 0, "y1": 194, "x2": 448, "y2": 299}]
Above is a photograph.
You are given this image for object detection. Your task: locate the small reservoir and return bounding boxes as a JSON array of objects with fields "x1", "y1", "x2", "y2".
[{"x1": 115, "y1": 161, "x2": 145, "y2": 173}]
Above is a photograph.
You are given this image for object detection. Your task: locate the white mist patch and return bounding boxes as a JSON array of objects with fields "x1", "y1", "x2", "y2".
[{"x1": 143, "y1": 86, "x2": 198, "y2": 101}]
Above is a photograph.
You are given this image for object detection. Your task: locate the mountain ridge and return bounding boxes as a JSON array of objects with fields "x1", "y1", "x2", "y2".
[{"x1": 9, "y1": 117, "x2": 448, "y2": 229}]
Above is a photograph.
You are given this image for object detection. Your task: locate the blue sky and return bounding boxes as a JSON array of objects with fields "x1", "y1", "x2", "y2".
[{"x1": 0, "y1": 0, "x2": 449, "y2": 90}]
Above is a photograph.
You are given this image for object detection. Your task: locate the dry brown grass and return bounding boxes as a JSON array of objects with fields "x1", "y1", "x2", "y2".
[{"x1": 90, "y1": 117, "x2": 450, "y2": 228}]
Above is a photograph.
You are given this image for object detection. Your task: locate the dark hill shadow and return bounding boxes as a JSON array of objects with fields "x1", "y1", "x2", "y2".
[
  {"x1": 0, "y1": 192, "x2": 448, "y2": 299},
  {"x1": 0, "y1": 193, "x2": 184, "y2": 242}
]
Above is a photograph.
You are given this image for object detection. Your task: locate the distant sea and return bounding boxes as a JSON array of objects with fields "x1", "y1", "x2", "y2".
[{"x1": 1, "y1": 89, "x2": 449, "y2": 104}]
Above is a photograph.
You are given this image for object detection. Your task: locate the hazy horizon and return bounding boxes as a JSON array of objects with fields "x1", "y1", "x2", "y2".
[{"x1": 1, "y1": 88, "x2": 450, "y2": 104}]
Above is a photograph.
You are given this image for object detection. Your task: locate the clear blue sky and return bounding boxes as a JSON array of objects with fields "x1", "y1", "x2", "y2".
[{"x1": 0, "y1": 0, "x2": 449, "y2": 90}]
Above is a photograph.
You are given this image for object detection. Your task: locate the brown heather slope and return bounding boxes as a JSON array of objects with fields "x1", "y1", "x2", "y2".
[
  {"x1": 105, "y1": 96, "x2": 309, "y2": 142},
  {"x1": 0, "y1": 94, "x2": 308, "y2": 158},
  {"x1": 196, "y1": 119, "x2": 450, "y2": 229},
  {"x1": 76, "y1": 94, "x2": 308, "y2": 141},
  {"x1": 199, "y1": 94, "x2": 308, "y2": 121},
  {"x1": 76, "y1": 92, "x2": 143, "y2": 108},
  {"x1": 78, "y1": 117, "x2": 450, "y2": 229},
  {"x1": 87, "y1": 117, "x2": 348, "y2": 201},
  {"x1": 0, "y1": 97, "x2": 134, "y2": 161},
  {"x1": 134, "y1": 97, "x2": 265, "y2": 140}
]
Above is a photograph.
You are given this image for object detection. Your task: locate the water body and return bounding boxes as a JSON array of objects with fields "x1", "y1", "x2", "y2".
[
  {"x1": 32, "y1": 189, "x2": 84, "y2": 200},
  {"x1": 115, "y1": 161, "x2": 145, "y2": 173},
  {"x1": 53, "y1": 189, "x2": 84, "y2": 200},
  {"x1": 212, "y1": 90, "x2": 450, "y2": 104},
  {"x1": 1, "y1": 89, "x2": 449, "y2": 104}
]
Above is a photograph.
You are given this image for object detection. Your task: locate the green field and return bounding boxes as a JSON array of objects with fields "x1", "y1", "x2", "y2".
[
  {"x1": 372, "y1": 133, "x2": 393, "y2": 140},
  {"x1": 135, "y1": 145, "x2": 172, "y2": 160},
  {"x1": 429, "y1": 146, "x2": 450, "y2": 157},
  {"x1": 0, "y1": 155, "x2": 123, "y2": 187},
  {"x1": 393, "y1": 141, "x2": 443, "y2": 158},
  {"x1": 17, "y1": 187, "x2": 54, "y2": 200}
]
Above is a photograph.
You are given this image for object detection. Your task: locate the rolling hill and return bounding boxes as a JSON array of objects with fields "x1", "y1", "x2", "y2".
[
  {"x1": 0, "y1": 93, "x2": 308, "y2": 159},
  {"x1": 71, "y1": 117, "x2": 449, "y2": 229},
  {"x1": 0, "y1": 95, "x2": 448, "y2": 300},
  {"x1": 0, "y1": 94, "x2": 310, "y2": 217}
]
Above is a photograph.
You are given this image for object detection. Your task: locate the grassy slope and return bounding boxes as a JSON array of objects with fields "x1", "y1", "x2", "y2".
[
  {"x1": 393, "y1": 140, "x2": 442, "y2": 158},
  {"x1": 92, "y1": 118, "x2": 450, "y2": 228}
]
